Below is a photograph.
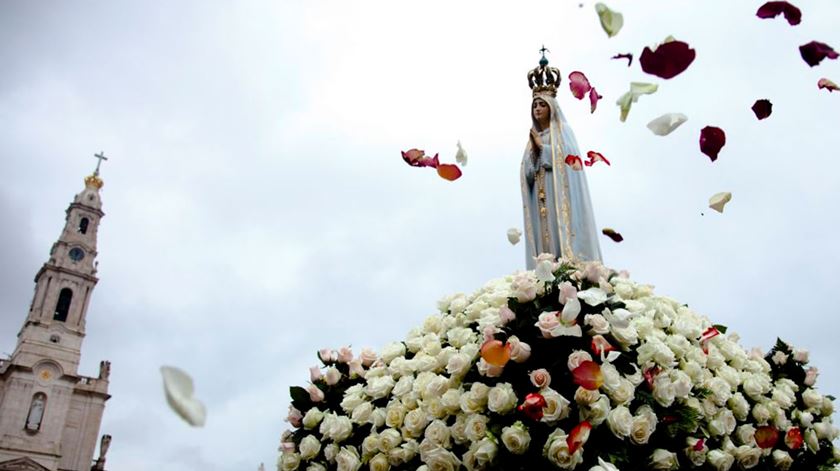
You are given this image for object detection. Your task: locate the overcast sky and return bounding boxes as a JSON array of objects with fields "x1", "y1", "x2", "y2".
[{"x1": 1, "y1": 1, "x2": 839, "y2": 469}]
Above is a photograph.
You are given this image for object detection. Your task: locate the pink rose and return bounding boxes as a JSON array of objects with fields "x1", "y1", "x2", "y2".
[
  {"x1": 805, "y1": 367, "x2": 819, "y2": 386},
  {"x1": 478, "y1": 358, "x2": 504, "y2": 377},
  {"x1": 359, "y1": 348, "x2": 377, "y2": 367},
  {"x1": 567, "y1": 350, "x2": 593, "y2": 371},
  {"x1": 324, "y1": 367, "x2": 341, "y2": 386},
  {"x1": 558, "y1": 281, "x2": 578, "y2": 305},
  {"x1": 337, "y1": 346, "x2": 354, "y2": 364},
  {"x1": 530, "y1": 368, "x2": 552, "y2": 389},
  {"x1": 512, "y1": 272, "x2": 538, "y2": 302},
  {"x1": 509, "y1": 337, "x2": 532, "y2": 363},
  {"x1": 348, "y1": 359, "x2": 366, "y2": 378},
  {"x1": 309, "y1": 366, "x2": 323, "y2": 382},
  {"x1": 279, "y1": 441, "x2": 295, "y2": 453},
  {"x1": 499, "y1": 305, "x2": 517, "y2": 324},
  {"x1": 536, "y1": 312, "x2": 562, "y2": 338},
  {"x1": 307, "y1": 384, "x2": 325, "y2": 402},
  {"x1": 318, "y1": 348, "x2": 337, "y2": 364},
  {"x1": 286, "y1": 405, "x2": 303, "y2": 427}
]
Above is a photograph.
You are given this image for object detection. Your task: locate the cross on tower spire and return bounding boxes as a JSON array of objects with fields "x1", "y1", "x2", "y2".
[{"x1": 93, "y1": 152, "x2": 108, "y2": 176}]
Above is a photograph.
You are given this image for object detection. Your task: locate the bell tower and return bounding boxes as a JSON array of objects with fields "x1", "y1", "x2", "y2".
[{"x1": 0, "y1": 154, "x2": 112, "y2": 471}]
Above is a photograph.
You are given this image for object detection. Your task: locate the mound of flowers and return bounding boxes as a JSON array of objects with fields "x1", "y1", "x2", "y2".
[{"x1": 279, "y1": 255, "x2": 839, "y2": 471}]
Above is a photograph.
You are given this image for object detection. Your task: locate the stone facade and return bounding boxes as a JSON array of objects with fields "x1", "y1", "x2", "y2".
[{"x1": 0, "y1": 173, "x2": 111, "y2": 471}]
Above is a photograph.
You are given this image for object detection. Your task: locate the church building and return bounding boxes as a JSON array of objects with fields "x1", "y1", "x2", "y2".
[{"x1": 0, "y1": 163, "x2": 112, "y2": 471}]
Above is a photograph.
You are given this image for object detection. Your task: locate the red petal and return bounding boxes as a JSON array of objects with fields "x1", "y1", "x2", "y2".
[
  {"x1": 756, "y1": 2, "x2": 802, "y2": 25},
  {"x1": 565, "y1": 155, "x2": 583, "y2": 170},
  {"x1": 567, "y1": 421, "x2": 592, "y2": 454},
  {"x1": 751, "y1": 99, "x2": 773, "y2": 120},
  {"x1": 572, "y1": 361, "x2": 604, "y2": 390},
  {"x1": 700, "y1": 326, "x2": 721, "y2": 343},
  {"x1": 640, "y1": 40, "x2": 697, "y2": 79},
  {"x1": 586, "y1": 151, "x2": 610, "y2": 166},
  {"x1": 694, "y1": 438, "x2": 705, "y2": 451},
  {"x1": 818, "y1": 78, "x2": 840, "y2": 92},
  {"x1": 755, "y1": 426, "x2": 780, "y2": 449},
  {"x1": 436, "y1": 164, "x2": 462, "y2": 181},
  {"x1": 800, "y1": 41, "x2": 839, "y2": 67},
  {"x1": 401, "y1": 149, "x2": 439, "y2": 168},
  {"x1": 568, "y1": 71, "x2": 592, "y2": 100},
  {"x1": 517, "y1": 393, "x2": 547, "y2": 421},
  {"x1": 643, "y1": 366, "x2": 660, "y2": 389},
  {"x1": 480, "y1": 339, "x2": 511, "y2": 367},
  {"x1": 591, "y1": 335, "x2": 614, "y2": 356},
  {"x1": 601, "y1": 228, "x2": 623, "y2": 242},
  {"x1": 785, "y1": 427, "x2": 804, "y2": 449},
  {"x1": 611, "y1": 53, "x2": 633, "y2": 67},
  {"x1": 699, "y1": 126, "x2": 726, "y2": 162},
  {"x1": 588, "y1": 88, "x2": 603, "y2": 114}
]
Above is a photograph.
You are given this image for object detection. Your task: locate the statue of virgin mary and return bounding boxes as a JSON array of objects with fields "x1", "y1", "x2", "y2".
[{"x1": 520, "y1": 53, "x2": 602, "y2": 269}]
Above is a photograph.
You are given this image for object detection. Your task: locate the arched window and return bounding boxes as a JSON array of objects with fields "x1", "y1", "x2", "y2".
[
  {"x1": 78, "y1": 217, "x2": 90, "y2": 234},
  {"x1": 25, "y1": 393, "x2": 47, "y2": 432},
  {"x1": 53, "y1": 288, "x2": 72, "y2": 322}
]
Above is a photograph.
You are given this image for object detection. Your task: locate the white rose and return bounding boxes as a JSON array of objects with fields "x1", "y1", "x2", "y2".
[
  {"x1": 709, "y1": 409, "x2": 736, "y2": 437},
  {"x1": 421, "y1": 446, "x2": 461, "y2": 471},
  {"x1": 378, "y1": 428, "x2": 402, "y2": 452},
  {"x1": 585, "y1": 314, "x2": 610, "y2": 334},
  {"x1": 637, "y1": 338, "x2": 676, "y2": 367},
  {"x1": 590, "y1": 457, "x2": 620, "y2": 471},
  {"x1": 814, "y1": 420, "x2": 838, "y2": 440},
  {"x1": 445, "y1": 353, "x2": 471, "y2": 377},
  {"x1": 543, "y1": 429, "x2": 583, "y2": 469},
  {"x1": 706, "y1": 377, "x2": 732, "y2": 406},
  {"x1": 280, "y1": 452, "x2": 301, "y2": 471},
  {"x1": 440, "y1": 389, "x2": 462, "y2": 414},
  {"x1": 629, "y1": 406, "x2": 657, "y2": 445},
  {"x1": 336, "y1": 446, "x2": 361, "y2": 471},
  {"x1": 464, "y1": 414, "x2": 489, "y2": 442},
  {"x1": 727, "y1": 393, "x2": 750, "y2": 421},
  {"x1": 392, "y1": 375, "x2": 413, "y2": 397},
  {"x1": 652, "y1": 374, "x2": 676, "y2": 407},
  {"x1": 424, "y1": 420, "x2": 451, "y2": 447},
  {"x1": 742, "y1": 375, "x2": 769, "y2": 400},
  {"x1": 684, "y1": 438, "x2": 707, "y2": 467},
  {"x1": 802, "y1": 388, "x2": 823, "y2": 409},
  {"x1": 772, "y1": 386, "x2": 795, "y2": 410},
  {"x1": 488, "y1": 383, "x2": 518, "y2": 414},
  {"x1": 321, "y1": 414, "x2": 353, "y2": 443},
  {"x1": 567, "y1": 350, "x2": 593, "y2": 371},
  {"x1": 648, "y1": 449, "x2": 678, "y2": 470},
  {"x1": 446, "y1": 327, "x2": 475, "y2": 348},
  {"x1": 341, "y1": 386, "x2": 366, "y2": 413},
  {"x1": 611, "y1": 325, "x2": 639, "y2": 347},
  {"x1": 323, "y1": 444, "x2": 339, "y2": 463},
  {"x1": 581, "y1": 395, "x2": 610, "y2": 426},
  {"x1": 509, "y1": 337, "x2": 532, "y2": 363},
  {"x1": 299, "y1": 435, "x2": 321, "y2": 460},
  {"x1": 368, "y1": 453, "x2": 389, "y2": 471},
  {"x1": 471, "y1": 437, "x2": 498, "y2": 467},
  {"x1": 501, "y1": 422, "x2": 531, "y2": 454},
  {"x1": 384, "y1": 403, "x2": 406, "y2": 428},
  {"x1": 380, "y1": 342, "x2": 406, "y2": 364},
  {"x1": 706, "y1": 449, "x2": 734, "y2": 471},
  {"x1": 541, "y1": 388, "x2": 571, "y2": 424},
  {"x1": 607, "y1": 406, "x2": 633, "y2": 438},
  {"x1": 751, "y1": 402, "x2": 771, "y2": 424},
  {"x1": 665, "y1": 335, "x2": 691, "y2": 359},
  {"x1": 805, "y1": 428, "x2": 820, "y2": 452},
  {"x1": 460, "y1": 384, "x2": 489, "y2": 413},
  {"x1": 450, "y1": 415, "x2": 468, "y2": 444},
  {"x1": 403, "y1": 408, "x2": 428, "y2": 438},
  {"x1": 733, "y1": 445, "x2": 761, "y2": 469},
  {"x1": 575, "y1": 386, "x2": 601, "y2": 406},
  {"x1": 306, "y1": 464, "x2": 326, "y2": 471},
  {"x1": 771, "y1": 450, "x2": 793, "y2": 470},
  {"x1": 324, "y1": 367, "x2": 341, "y2": 386},
  {"x1": 388, "y1": 440, "x2": 418, "y2": 466},
  {"x1": 303, "y1": 408, "x2": 325, "y2": 429}
]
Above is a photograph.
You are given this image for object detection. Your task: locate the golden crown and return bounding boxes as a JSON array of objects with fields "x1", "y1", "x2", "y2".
[
  {"x1": 527, "y1": 52, "x2": 561, "y2": 97},
  {"x1": 84, "y1": 174, "x2": 104, "y2": 189}
]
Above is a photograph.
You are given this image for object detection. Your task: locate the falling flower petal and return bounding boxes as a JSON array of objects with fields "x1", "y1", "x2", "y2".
[
  {"x1": 708, "y1": 192, "x2": 732, "y2": 213},
  {"x1": 640, "y1": 39, "x2": 697, "y2": 79},
  {"x1": 646, "y1": 113, "x2": 688, "y2": 136},
  {"x1": 565, "y1": 155, "x2": 584, "y2": 170},
  {"x1": 401, "y1": 149, "x2": 439, "y2": 168},
  {"x1": 567, "y1": 421, "x2": 592, "y2": 454},
  {"x1": 455, "y1": 140, "x2": 468, "y2": 166},
  {"x1": 507, "y1": 228, "x2": 522, "y2": 245},
  {"x1": 601, "y1": 228, "x2": 623, "y2": 242},
  {"x1": 160, "y1": 366, "x2": 207, "y2": 427},
  {"x1": 699, "y1": 126, "x2": 726, "y2": 161},
  {"x1": 756, "y1": 2, "x2": 802, "y2": 25},
  {"x1": 585, "y1": 151, "x2": 610, "y2": 167},
  {"x1": 589, "y1": 87, "x2": 603, "y2": 113},
  {"x1": 611, "y1": 53, "x2": 633, "y2": 66},
  {"x1": 595, "y1": 3, "x2": 623, "y2": 38},
  {"x1": 616, "y1": 82, "x2": 658, "y2": 122},
  {"x1": 480, "y1": 339, "x2": 511, "y2": 367},
  {"x1": 572, "y1": 361, "x2": 604, "y2": 390},
  {"x1": 569, "y1": 71, "x2": 592, "y2": 99},
  {"x1": 577, "y1": 287, "x2": 607, "y2": 306},
  {"x1": 436, "y1": 163, "x2": 462, "y2": 181},
  {"x1": 755, "y1": 426, "x2": 780, "y2": 449},
  {"x1": 818, "y1": 78, "x2": 839, "y2": 92},
  {"x1": 752, "y1": 99, "x2": 773, "y2": 120},
  {"x1": 799, "y1": 41, "x2": 839, "y2": 67}
]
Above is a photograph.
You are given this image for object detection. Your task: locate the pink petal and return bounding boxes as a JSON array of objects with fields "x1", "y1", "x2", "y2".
[
  {"x1": 569, "y1": 71, "x2": 592, "y2": 100},
  {"x1": 640, "y1": 40, "x2": 697, "y2": 79},
  {"x1": 611, "y1": 53, "x2": 633, "y2": 67},
  {"x1": 818, "y1": 78, "x2": 839, "y2": 92},
  {"x1": 799, "y1": 41, "x2": 839, "y2": 67},
  {"x1": 601, "y1": 228, "x2": 623, "y2": 242},
  {"x1": 436, "y1": 164, "x2": 462, "y2": 181},
  {"x1": 401, "y1": 149, "x2": 439, "y2": 168},
  {"x1": 751, "y1": 99, "x2": 773, "y2": 120},
  {"x1": 589, "y1": 87, "x2": 603, "y2": 113},
  {"x1": 586, "y1": 151, "x2": 610, "y2": 166},
  {"x1": 565, "y1": 155, "x2": 583, "y2": 170},
  {"x1": 699, "y1": 126, "x2": 726, "y2": 162},
  {"x1": 756, "y1": 1, "x2": 802, "y2": 25}
]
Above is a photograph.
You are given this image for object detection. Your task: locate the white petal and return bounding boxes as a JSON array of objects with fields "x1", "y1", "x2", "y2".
[
  {"x1": 709, "y1": 192, "x2": 732, "y2": 213},
  {"x1": 595, "y1": 3, "x2": 623, "y2": 38},
  {"x1": 455, "y1": 140, "x2": 468, "y2": 166},
  {"x1": 161, "y1": 365, "x2": 207, "y2": 427},
  {"x1": 617, "y1": 82, "x2": 658, "y2": 122},
  {"x1": 577, "y1": 288, "x2": 608, "y2": 306},
  {"x1": 535, "y1": 260, "x2": 555, "y2": 283},
  {"x1": 646, "y1": 113, "x2": 688, "y2": 136},
  {"x1": 605, "y1": 351, "x2": 621, "y2": 363},
  {"x1": 506, "y1": 228, "x2": 522, "y2": 245}
]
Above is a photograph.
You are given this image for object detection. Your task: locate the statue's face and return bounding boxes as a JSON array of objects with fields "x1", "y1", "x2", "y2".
[{"x1": 532, "y1": 98, "x2": 550, "y2": 123}]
